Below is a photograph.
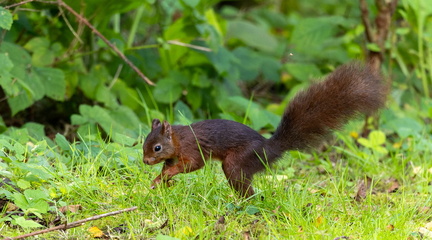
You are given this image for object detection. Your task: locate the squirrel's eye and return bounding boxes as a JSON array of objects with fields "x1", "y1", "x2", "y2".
[{"x1": 154, "y1": 145, "x2": 162, "y2": 152}]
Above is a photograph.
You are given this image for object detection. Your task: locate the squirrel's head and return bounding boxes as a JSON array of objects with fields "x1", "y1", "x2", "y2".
[{"x1": 143, "y1": 119, "x2": 176, "y2": 165}]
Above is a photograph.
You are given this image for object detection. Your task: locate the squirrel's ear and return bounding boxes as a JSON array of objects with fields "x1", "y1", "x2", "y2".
[
  {"x1": 151, "y1": 119, "x2": 162, "y2": 130},
  {"x1": 161, "y1": 120, "x2": 172, "y2": 140}
]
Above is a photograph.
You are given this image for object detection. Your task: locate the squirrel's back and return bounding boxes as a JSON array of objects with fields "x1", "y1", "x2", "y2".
[{"x1": 269, "y1": 62, "x2": 388, "y2": 152}]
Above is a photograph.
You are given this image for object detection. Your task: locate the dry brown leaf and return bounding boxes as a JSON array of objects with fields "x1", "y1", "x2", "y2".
[
  {"x1": 386, "y1": 224, "x2": 395, "y2": 231},
  {"x1": 59, "y1": 204, "x2": 83, "y2": 213},
  {"x1": 243, "y1": 230, "x2": 251, "y2": 240},
  {"x1": 418, "y1": 206, "x2": 431, "y2": 214},
  {"x1": 354, "y1": 176, "x2": 372, "y2": 202},
  {"x1": 217, "y1": 216, "x2": 225, "y2": 225},
  {"x1": 6, "y1": 202, "x2": 18, "y2": 211},
  {"x1": 308, "y1": 188, "x2": 320, "y2": 194},
  {"x1": 386, "y1": 178, "x2": 400, "y2": 193}
]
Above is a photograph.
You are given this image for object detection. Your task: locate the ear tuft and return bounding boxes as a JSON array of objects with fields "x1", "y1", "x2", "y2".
[
  {"x1": 161, "y1": 120, "x2": 172, "y2": 140},
  {"x1": 152, "y1": 119, "x2": 162, "y2": 130}
]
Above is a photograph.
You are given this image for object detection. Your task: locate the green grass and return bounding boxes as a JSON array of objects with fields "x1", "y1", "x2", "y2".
[{"x1": 2, "y1": 132, "x2": 432, "y2": 239}]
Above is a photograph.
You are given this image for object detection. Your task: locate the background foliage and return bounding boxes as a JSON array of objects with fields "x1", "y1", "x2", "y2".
[{"x1": 1, "y1": 0, "x2": 432, "y2": 239}]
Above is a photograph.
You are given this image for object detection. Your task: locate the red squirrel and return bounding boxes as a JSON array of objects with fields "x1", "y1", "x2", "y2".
[{"x1": 143, "y1": 63, "x2": 388, "y2": 197}]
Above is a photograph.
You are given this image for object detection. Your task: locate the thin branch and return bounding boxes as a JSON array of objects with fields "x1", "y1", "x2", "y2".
[
  {"x1": 55, "y1": 0, "x2": 154, "y2": 85},
  {"x1": 167, "y1": 40, "x2": 212, "y2": 52},
  {"x1": 4, "y1": 0, "x2": 155, "y2": 86},
  {"x1": 359, "y1": 0, "x2": 375, "y2": 43},
  {"x1": 1, "y1": 206, "x2": 138, "y2": 240},
  {"x1": 4, "y1": 0, "x2": 35, "y2": 9}
]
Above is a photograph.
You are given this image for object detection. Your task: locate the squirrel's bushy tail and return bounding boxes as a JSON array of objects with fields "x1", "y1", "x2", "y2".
[{"x1": 269, "y1": 62, "x2": 388, "y2": 152}]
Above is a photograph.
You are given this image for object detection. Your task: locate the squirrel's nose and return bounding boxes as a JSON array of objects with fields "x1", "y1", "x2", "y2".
[{"x1": 143, "y1": 157, "x2": 155, "y2": 165}]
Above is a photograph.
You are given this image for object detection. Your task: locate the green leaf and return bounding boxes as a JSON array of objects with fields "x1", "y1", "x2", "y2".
[
  {"x1": 366, "y1": 43, "x2": 381, "y2": 52},
  {"x1": 174, "y1": 101, "x2": 193, "y2": 122},
  {"x1": 13, "y1": 216, "x2": 44, "y2": 229},
  {"x1": 34, "y1": 67, "x2": 66, "y2": 101},
  {"x1": 290, "y1": 16, "x2": 345, "y2": 58},
  {"x1": 16, "y1": 179, "x2": 31, "y2": 189},
  {"x1": 245, "y1": 205, "x2": 260, "y2": 215},
  {"x1": 23, "y1": 189, "x2": 49, "y2": 201},
  {"x1": 0, "y1": 52, "x2": 14, "y2": 74},
  {"x1": 357, "y1": 138, "x2": 371, "y2": 148},
  {"x1": 285, "y1": 63, "x2": 322, "y2": 82},
  {"x1": 383, "y1": 117, "x2": 423, "y2": 138},
  {"x1": 55, "y1": 134, "x2": 72, "y2": 151},
  {"x1": 182, "y1": 0, "x2": 200, "y2": 7},
  {"x1": 0, "y1": 7, "x2": 12, "y2": 30},
  {"x1": 231, "y1": 47, "x2": 260, "y2": 81},
  {"x1": 7, "y1": 72, "x2": 44, "y2": 115},
  {"x1": 153, "y1": 72, "x2": 185, "y2": 104},
  {"x1": 24, "y1": 37, "x2": 55, "y2": 66},
  {"x1": 12, "y1": 192, "x2": 29, "y2": 210},
  {"x1": 156, "y1": 234, "x2": 180, "y2": 240},
  {"x1": 227, "y1": 20, "x2": 277, "y2": 53},
  {"x1": 112, "y1": 133, "x2": 136, "y2": 146},
  {"x1": 185, "y1": 87, "x2": 202, "y2": 110},
  {"x1": 111, "y1": 80, "x2": 140, "y2": 110},
  {"x1": 23, "y1": 122, "x2": 46, "y2": 141},
  {"x1": 369, "y1": 130, "x2": 386, "y2": 146}
]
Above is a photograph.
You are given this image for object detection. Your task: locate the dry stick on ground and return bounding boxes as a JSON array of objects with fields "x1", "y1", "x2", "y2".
[
  {"x1": 1, "y1": 206, "x2": 138, "y2": 240},
  {"x1": 5, "y1": 0, "x2": 155, "y2": 86}
]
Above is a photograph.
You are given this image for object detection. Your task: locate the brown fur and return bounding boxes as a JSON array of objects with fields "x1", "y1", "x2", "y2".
[{"x1": 143, "y1": 62, "x2": 388, "y2": 197}]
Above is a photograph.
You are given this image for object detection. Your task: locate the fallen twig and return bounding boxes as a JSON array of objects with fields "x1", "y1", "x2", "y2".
[{"x1": 1, "y1": 206, "x2": 138, "y2": 240}]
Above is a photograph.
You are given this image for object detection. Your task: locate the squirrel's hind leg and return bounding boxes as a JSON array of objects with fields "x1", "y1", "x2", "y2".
[{"x1": 222, "y1": 161, "x2": 255, "y2": 198}]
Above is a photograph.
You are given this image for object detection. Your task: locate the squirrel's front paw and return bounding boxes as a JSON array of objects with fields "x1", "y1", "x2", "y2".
[
  {"x1": 151, "y1": 177, "x2": 161, "y2": 189},
  {"x1": 151, "y1": 177, "x2": 174, "y2": 189}
]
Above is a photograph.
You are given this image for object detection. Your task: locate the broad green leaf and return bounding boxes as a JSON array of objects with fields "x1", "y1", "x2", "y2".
[
  {"x1": 34, "y1": 67, "x2": 66, "y2": 101},
  {"x1": 95, "y1": 84, "x2": 118, "y2": 108},
  {"x1": 24, "y1": 37, "x2": 56, "y2": 66},
  {"x1": 16, "y1": 179, "x2": 31, "y2": 189},
  {"x1": 109, "y1": 106, "x2": 142, "y2": 131},
  {"x1": 290, "y1": 16, "x2": 345, "y2": 58},
  {"x1": 153, "y1": 72, "x2": 185, "y2": 104},
  {"x1": 227, "y1": 20, "x2": 277, "y2": 53},
  {"x1": 383, "y1": 117, "x2": 423, "y2": 138},
  {"x1": 112, "y1": 133, "x2": 136, "y2": 146},
  {"x1": 285, "y1": 63, "x2": 322, "y2": 82},
  {"x1": 205, "y1": 9, "x2": 225, "y2": 38},
  {"x1": 0, "y1": 7, "x2": 12, "y2": 30},
  {"x1": 112, "y1": 80, "x2": 140, "y2": 110},
  {"x1": 357, "y1": 138, "x2": 372, "y2": 148},
  {"x1": 174, "y1": 101, "x2": 193, "y2": 122},
  {"x1": 231, "y1": 47, "x2": 261, "y2": 81},
  {"x1": 12, "y1": 162, "x2": 53, "y2": 180},
  {"x1": 182, "y1": 0, "x2": 200, "y2": 7},
  {"x1": 0, "y1": 52, "x2": 13, "y2": 74},
  {"x1": 156, "y1": 234, "x2": 180, "y2": 240},
  {"x1": 12, "y1": 192, "x2": 29, "y2": 210},
  {"x1": 0, "y1": 53, "x2": 15, "y2": 96},
  {"x1": 13, "y1": 216, "x2": 44, "y2": 229},
  {"x1": 369, "y1": 130, "x2": 386, "y2": 146},
  {"x1": 23, "y1": 122, "x2": 46, "y2": 141},
  {"x1": 245, "y1": 205, "x2": 260, "y2": 215},
  {"x1": 185, "y1": 87, "x2": 202, "y2": 110},
  {"x1": 8, "y1": 72, "x2": 44, "y2": 115},
  {"x1": 366, "y1": 43, "x2": 381, "y2": 52},
  {"x1": 0, "y1": 42, "x2": 31, "y2": 77},
  {"x1": 55, "y1": 133, "x2": 72, "y2": 151}
]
